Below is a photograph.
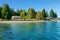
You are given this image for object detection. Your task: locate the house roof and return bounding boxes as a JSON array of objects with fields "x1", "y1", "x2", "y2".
[{"x1": 12, "y1": 16, "x2": 22, "y2": 19}]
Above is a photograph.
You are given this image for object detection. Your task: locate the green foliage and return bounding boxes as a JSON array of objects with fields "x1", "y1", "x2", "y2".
[
  {"x1": 28, "y1": 8, "x2": 35, "y2": 19},
  {"x1": 36, "y1": 11, "x2": 42, "y2": 20},
  {"x1": 54, "y1": 13, "x2": 57, "y2": 18},
  {"x1": 42, "y1": 9, "x2": 47, "y2": 19},
  {"x1": 45, "y1": 10, "x2": 48, "y2": 17},
  {"x1": 0, "y1": 7, "x2": 2, "y2": 18},
  {"x1": 1, "y1": 4, "x2": 12, "y2": 19},
  {"x1": 20, "y1": 10, "x2": 26, "y2": 19},
  {"x1": 0, "y1": 4, "x2": 57, "y2": 20},
  {"x1": 19, "y1": 10, "x2": 23, "y2": 16},
  {"x1": 50, "y1": 9, "x2": 54, "y2": 18},
  {"x1": 50, "y1": 9, "x2": 57, "y2": 18},
  {"x1": 16, "y1": 10, "x2": 20, "y2": 16},
  {"x1": 11, "y1": 9, "x2": 17, "y2": 16},
  {"x1": 23, "y1": 15, "x2": 29, "y2": 20},
  {"x1": 7, "y1": 8, "x2": 12, "y2": 19}
]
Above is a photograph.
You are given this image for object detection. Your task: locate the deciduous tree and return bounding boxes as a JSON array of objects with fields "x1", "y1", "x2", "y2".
[
  {"x1": 28, "y1": 8, "x2": 35, "y2": 19},
  {"x1": 20, "y1": 10, "x2": 26, "y2": 19},
  {"x1": 1, "y1": 4, "x2": 12, "y2": 19},
  {"x1": 36, "y1": 11, "x2": 42, "y2": 20}
]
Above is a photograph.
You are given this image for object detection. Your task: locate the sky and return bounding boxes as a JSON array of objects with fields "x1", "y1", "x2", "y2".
[{"x1": 0, "y1": 0, "x2": 60, "y2": 18}]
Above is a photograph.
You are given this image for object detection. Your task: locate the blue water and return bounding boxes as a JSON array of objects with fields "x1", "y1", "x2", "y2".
[{"x1": 0, "y1": 21, "x2": 60, "y2": 40}]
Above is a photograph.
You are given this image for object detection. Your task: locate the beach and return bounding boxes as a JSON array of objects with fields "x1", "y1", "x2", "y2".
[
  {"x1": 0, "y1": 19, "x2": 59, "y2": 24},
  {"x1": 0, "y1": 21, "x2": 49, "y2": 24}
]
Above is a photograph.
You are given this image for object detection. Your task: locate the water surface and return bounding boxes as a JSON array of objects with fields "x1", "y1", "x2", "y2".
[{"x1": 0, "y1": 21, "x2": 60, "y2": 40}]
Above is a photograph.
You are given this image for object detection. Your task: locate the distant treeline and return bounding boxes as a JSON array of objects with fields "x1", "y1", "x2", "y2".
[{"x1": 0, "y1": 4, "x2": 57, "y2": 20}]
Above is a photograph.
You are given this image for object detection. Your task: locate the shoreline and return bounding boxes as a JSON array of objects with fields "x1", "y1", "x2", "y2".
[
  {"x1": 0, "y1": 21, "x2": 48, "y2": 24},
  {"x1": 0, "y1": 20, "x2": 59, "y2": 24}
]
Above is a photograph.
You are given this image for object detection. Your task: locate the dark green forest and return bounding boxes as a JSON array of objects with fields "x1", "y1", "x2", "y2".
[{"x1": 0, "y1": 4, "x2": 57, "y2": 20}]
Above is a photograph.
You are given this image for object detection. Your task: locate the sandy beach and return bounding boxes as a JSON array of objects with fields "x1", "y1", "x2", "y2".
[
  {"x1": 0, "y1": 19, "x2": 59, "y2": 24},
  {"x1": 0, "y1": 21, "x2": 49, "y2": 24}
]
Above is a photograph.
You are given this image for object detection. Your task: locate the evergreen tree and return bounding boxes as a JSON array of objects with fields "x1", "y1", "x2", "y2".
[
  {"x1": 42, "y1": 9, "x2": 47, "y2": 19},
  {"x1": 0, "y1": 7, "x2": 2, "y2": 18},
  {"x1": 50, "y1": 9, "x2": 57, "y2": 18}
]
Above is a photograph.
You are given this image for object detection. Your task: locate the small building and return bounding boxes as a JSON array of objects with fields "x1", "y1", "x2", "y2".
[{"x1": 11, "y1": 16, "x2": 22, "y2": 20}]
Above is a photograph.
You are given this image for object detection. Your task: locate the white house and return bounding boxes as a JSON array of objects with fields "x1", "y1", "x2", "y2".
[{"x1": 11, "y1": 16, "x2": 22, "y2": 20}]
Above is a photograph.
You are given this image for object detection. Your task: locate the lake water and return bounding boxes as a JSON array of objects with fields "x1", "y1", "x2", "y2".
[{"x1": 0, "y1": 21, "x2": 60, "y2": 40}]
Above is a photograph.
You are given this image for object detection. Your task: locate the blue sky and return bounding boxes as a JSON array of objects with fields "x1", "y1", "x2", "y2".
[{"x1": 0, "y1": 0, "x2": 60, "y2": 17}]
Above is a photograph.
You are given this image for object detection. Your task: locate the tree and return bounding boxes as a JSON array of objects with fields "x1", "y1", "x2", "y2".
[
  {"x1": 54, "y1": 12, "x2": 57, "y2": 18},
  {"x1": 10, "y1": 9, "x2": 17, "y2": 16},
  {"x1": 45, "y1": 10, "x2": 48, "y2": 17},
  {"x1": 19, "y1": 10, "x2": 23, "y2": 16},
  {"x1": 20, "y1": 10, "x2": 26, "y2": 19},
  {"x1": 16, "y1": 10, "x2": 20, "y2": 16},
  {"x1": 8, "y1": 8, "x2": 12, "y2": 19},
  {"x1": 36, "y1": 11, "x2": 42, "y2": 20},
  {"x1": 0, "y1": 7, "x2": 2, "y2": 18},
  {"x1": 28, "y1": 8, "x2": 35, "y2": 19},
  {"x1": 50, "y1": 9, "x2": 54, "y2": 18},
  {"x1": 42, "y1": 9, "x2": 47, "y2": 19},
  {"x1": 1, "y1": 4, "x2": 12, "y2": 19},
  {"x1": 50, "y1": 9, "x2": 57, "y2": 18}
]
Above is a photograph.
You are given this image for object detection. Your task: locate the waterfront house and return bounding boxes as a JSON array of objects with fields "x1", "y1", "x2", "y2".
[{"x1": 11, "y1": 16, "x2": 22, "y2": 20}]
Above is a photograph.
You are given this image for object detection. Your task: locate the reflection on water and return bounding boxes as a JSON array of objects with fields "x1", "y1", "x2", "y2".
[{"x1": 0, "y1": 22, "x2": 60, "y2": 40}]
